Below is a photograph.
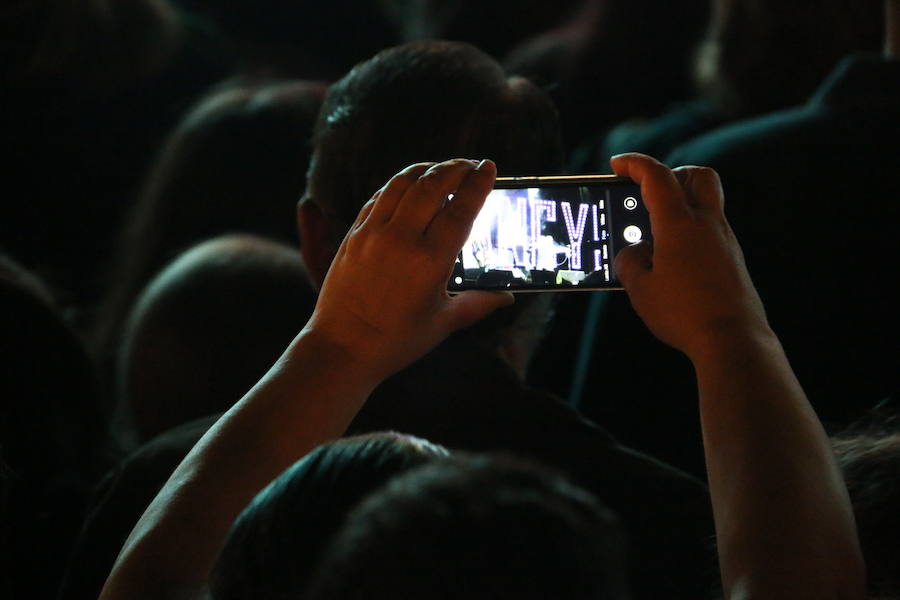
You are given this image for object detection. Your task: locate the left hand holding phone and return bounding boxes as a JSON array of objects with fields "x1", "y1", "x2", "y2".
[{"x1": 304, "y1": 158, "x2": 515, "y2": 383}]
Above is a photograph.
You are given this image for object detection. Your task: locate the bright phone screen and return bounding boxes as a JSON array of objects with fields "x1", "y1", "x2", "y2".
[{"x1": 448, "y1": 179, "x2": 649, "y2": 292}]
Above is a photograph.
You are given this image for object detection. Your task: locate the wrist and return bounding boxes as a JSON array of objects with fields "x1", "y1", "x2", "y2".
[
  {"x1": 287, "y1": 323, "x2": 391, "y2": 393},
  {"x1": 684, "y1": 319, "x2": 781, "y2": 369}
]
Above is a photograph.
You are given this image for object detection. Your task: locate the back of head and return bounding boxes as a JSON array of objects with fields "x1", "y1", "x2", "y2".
[
  {"x1": 0, "y1": 254, "x2": 111, "y2": 598},
  {"x1": 695, "y1": 0, "x2": 883, "y2": 116},
  {"x1": 308, "y1": 40, "x2": 564, "y2": 234},
  {"x1": 305, "y1": 454, "x2": 628, "y2": 600},
  {"x1": 832, "y1": 404, "x2": 900, "y2": 597},
  {"x1": 99, "y1": 79, "x2": 325, "y2": 358},
  {"x1": 210, "y1": 432, "x2": 447, "y2": 600},
  {"x1": 0, "y1": 255, "x2": 109, "y2": 483},
  {"x1": 503, "y1": 0, "x2": 710, "y2": 149},
  {"x1": 116, "y1": 235, "x2": 316, "y2": 446},
  {"x1": 124, "y1": 79, "x2": 324, "y2": 260},
  {"x1": 307, "y1": 41, "x2": 563, "y2": 361}
]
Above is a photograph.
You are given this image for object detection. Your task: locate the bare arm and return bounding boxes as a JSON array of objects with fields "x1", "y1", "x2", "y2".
[
  {"x1": 611, "y1": 153, "x2": 865, "y2": 600},
  {"x1": 99, "y1": 159, "x2": 512, "y2": 600}
]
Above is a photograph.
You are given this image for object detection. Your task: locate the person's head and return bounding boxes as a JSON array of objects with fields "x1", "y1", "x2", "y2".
[
  {"x1": 98, "y1": 80, "x2": 324, "y2": 370},
  {"x1": 305, "y1": 454, "x2": 628, "y2": 600},
  {"x1": 299, "y1": 41, "x2": 564, "y2": 371},
  {"x1": 0, "y1": 254, "x2": 111, "y2": 598},
  {"x1": 695, "y1": 0, "x2": 883, "y2": 116},
  {"x1": 503, "y1": 0, "x2": 710, "y2": 149},
  {"x1": 0, "y1": 254, "x2": 109, "y2": 481},
  {"x1": 116, "y1": 235, "x2": 316, "y2": 447},
  {"x1": 832, "y1": 403, "x2": 900, "y2": 597},
  {"x1": 304, "y1": 40, "x2": 563, "y2": 243},
  {"x1": 209, "y1": 432, "x2": 448, "y2": 600},
  {"x1": 121, "y1": 79, "x2": 325, "y2": 279}
]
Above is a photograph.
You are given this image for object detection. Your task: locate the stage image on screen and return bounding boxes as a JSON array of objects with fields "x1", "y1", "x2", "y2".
[{"x1": 450, "y1": 184, "x2": 619, "y2": 290}]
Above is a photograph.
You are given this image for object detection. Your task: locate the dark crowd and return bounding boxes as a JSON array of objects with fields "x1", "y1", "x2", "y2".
[{"x1": 1, "y1": 1, "x2": 898, "y2": 599}]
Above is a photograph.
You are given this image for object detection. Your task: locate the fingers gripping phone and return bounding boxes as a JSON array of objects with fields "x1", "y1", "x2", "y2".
[{"x1": 448, "y1": 175, "x2": 651, "y2": 292}]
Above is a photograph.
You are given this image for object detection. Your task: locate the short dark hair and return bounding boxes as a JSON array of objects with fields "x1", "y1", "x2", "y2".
[
  {"x1": 832, "y1": 403, "x2": 900, "y2": 598},
  {"x1": 209, "y1": 432, "x2": 447, "y2": 600},
  {"x1": 305, "y1": 454, "x2": 628, "y2": 600},
  {"x1": 116, "y1": 235, "x2": 316, "y2": 446},
  {"x1": 307, "y1": 41, "x2": 564, "y2": 347},
  {"x1": 308, "y1": 40, "x2": 564, "y2": 234}
]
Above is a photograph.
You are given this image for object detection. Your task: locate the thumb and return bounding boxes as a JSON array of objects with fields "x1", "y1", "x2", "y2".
[
  {"x1": 614, "y1": 240, "x2": 653, "y2": 292},
  {"x1": 440, "y1": 291, "x2": 515, "y2": 333}
]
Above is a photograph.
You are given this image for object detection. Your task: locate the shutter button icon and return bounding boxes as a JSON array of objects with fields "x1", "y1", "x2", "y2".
[{"x1": 623, "y1": 225, "x2": 643, "y2": 243}]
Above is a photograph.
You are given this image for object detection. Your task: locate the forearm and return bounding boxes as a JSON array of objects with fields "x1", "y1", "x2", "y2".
[
  {"x1": 691, "y1": 326, "x2": 864, "y2": 600},
  {"x1": 99, "y1": 157, "x2": 509, "y2": 599},
  {"x1": 100, "y1": 328, "x2": 378, "y2": 600}
]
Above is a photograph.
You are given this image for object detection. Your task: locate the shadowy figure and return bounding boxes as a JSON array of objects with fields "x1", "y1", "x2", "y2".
[
  {"x1": 1, "y1": 0, "x2": 234, "y2": 309},
  {"x1": 597, "y1": 0, "x2": 883, "y2": 163},
  {"x1": 59, "y1": 416, "x2": 219, "y2": 600},
  {"x1": 663, "y1": 0, "x2": 900, "y2": 427},
  {"x1": 0, "y1": 255, "x2": 113, "y2": 599},
  {"x1": 60, "y1": 235, "x2": 315, "y2": 598},
  {"x1": 694, "y1": 0, "x2": 883, "y2": 120},
  {"x1": 503, "y1": 0, "x2": 710, "y2": 154},
  {"x1": 210, "y1": 433, "x2": 447, "y2": 600},
  {"x1": 95, "y1": 79, "x2": 325, "y2": 397},
  {"x1": 562, "y1": 0, "x2": 895, "y2": 476},
  {"x1": 115, "y1": 235, "x2": 316, "y2": 448},
  {"x1": 304, "y1": 454, "x2": 628, "y2": 600}
]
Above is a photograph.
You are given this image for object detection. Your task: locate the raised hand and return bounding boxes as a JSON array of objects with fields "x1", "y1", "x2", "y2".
[
  {"x1": 305, "y1": 158, "x2": 514, "y2": 381},
  {"x1": 611, "y1": 153, "x2": 768, "y2": 360},
  {"x1": 611, "y1": 154, "x2": 864, "y2": 600}
]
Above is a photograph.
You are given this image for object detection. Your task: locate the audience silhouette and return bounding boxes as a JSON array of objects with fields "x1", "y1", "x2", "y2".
[{"x1": 1, "y1": 2, "x2": 895, "y2": 598}]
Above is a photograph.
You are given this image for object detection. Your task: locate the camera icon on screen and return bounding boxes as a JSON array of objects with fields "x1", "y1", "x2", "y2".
[{"x1": 623, "y1": 225, "x2": 643, "y2": 243}]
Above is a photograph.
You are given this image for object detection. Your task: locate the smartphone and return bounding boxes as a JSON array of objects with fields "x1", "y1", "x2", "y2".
[{"x1": 448, "y1": 175, "x2": 650, "y2": 292}]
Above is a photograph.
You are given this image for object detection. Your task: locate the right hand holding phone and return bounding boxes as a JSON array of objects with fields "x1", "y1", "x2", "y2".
[{"x1": 611, "y1": 153, "x2": 770, "y2": 360}]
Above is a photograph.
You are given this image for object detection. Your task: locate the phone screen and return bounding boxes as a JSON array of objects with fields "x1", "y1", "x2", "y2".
[{"x1": 448, "y1": 177, "x2": 649, "y2": 292}]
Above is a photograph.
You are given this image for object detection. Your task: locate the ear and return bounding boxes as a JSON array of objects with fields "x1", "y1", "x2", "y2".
[{"x1": 296, "y1": 197, "x2": 336, "y2": 291}]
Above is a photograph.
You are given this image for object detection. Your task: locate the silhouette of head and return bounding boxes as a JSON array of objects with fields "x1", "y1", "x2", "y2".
[
  {"x1": 116, "y1": 235, "x2": 316, "y2": 446},
  {"x1": 210, "y1": 432, "x2": 448, "y2": 599},
  {"x1": 305, "y1": 454, "x2": 628, "y2": 599}
]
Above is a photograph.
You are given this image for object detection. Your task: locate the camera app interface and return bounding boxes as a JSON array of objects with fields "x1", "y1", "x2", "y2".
[{"x1": 448, "y1": 181, "x2": 647, "y2": 291}]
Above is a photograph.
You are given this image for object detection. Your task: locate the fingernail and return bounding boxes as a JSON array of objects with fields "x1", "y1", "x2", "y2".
[
  {"x1": 475, "y1": 159, "x2": 490, "y2": 171},
  {"x1": 610, "y1": 154, "x2": 626, "y2": 161}
]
